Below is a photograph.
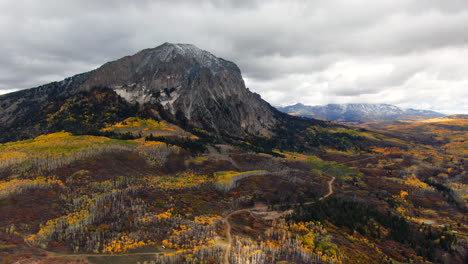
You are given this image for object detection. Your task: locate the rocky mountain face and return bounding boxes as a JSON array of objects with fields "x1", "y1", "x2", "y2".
[
  {"x1": 80, "y1": 43, "x2": 276, "y2": 135},
  {"x1": 0, "y1": 43, "x2": 276, "y2": 141},
  {"x1": 277, "y1": 103, "x2": 445, "y2": 123}
]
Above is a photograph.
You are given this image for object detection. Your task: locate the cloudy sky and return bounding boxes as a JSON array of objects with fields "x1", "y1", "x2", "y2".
[{"x1": 1, "y1": 0, "x2": 467, "y2": 114}]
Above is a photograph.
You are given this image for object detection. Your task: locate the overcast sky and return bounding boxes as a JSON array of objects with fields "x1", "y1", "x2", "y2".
[{"x1": 1, "y1": 0, "x2": 467, "y2": 114}]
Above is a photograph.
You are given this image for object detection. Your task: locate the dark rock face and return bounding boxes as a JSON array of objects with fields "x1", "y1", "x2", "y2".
[
  {"x1": 0, "y1": 43, "x2": 276, "y2": 140},
  {"x1": 0, "y1": 72, "x2": 92, "y2": 128},
  {"x1": 0, "y1": 86, "x2": 138, "y2": 142},
  {"x1": 0, "y1": 72, "x2": 96, "y2": 142},
  {"x1": 277, "y1": 103, "x2": 445, "y2": 123}
]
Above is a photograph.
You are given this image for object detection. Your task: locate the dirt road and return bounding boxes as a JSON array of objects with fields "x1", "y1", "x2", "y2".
[
  {"x1": 222, "y1": 174, "x2": 337, "y2": 264},
  {"x1": 319, "y1": 176, "x2": 336, "y2": 201}
]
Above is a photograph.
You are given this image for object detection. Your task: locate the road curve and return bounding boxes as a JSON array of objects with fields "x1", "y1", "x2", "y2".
[
  {"x1": 222, "y1": 209, "x2": 251, "y2": 264},
  {"x1": 222, "y1": 175, "x2": 337, "y2": 264},
  {"x1": 319, "y1": 176, "x2": 336, "y2": 201},
  {"x1": 223, "y1": 216, "x2": 232, "y2": 264}
]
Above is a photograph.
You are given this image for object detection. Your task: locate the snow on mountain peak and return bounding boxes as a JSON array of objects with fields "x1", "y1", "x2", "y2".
[{"x1": 150, "y1": 42, "x2": 221, "y2": 68}]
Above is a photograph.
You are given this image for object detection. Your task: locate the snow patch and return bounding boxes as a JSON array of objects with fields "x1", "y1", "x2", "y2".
[
  {"x1": 160, "y1": 89, "x2": 181, "y2": 115},
  {"x1": 114, "y1": 86, "x2": 152, "y2": 105},
  {"x1": 151, "y1": 43, "x2": 223, "y2": 71}
]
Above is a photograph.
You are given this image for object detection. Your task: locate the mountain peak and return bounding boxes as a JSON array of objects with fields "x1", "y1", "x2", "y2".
[
  {"x1": 154, "y1": 42, "x2": 205, "y2": 55},
  {"x1": 159, "y1": 42, "x2": 197, "y2": 49},
  {"x1": 0, "y1": 42, "x2": 276, "y2": 139},
  {"x1": 142, "y1": 42, "x2": 223, "y2": 69}
]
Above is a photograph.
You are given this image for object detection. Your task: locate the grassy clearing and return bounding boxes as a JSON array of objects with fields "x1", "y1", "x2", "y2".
[
  {"x1": 307, "y1": 155, "x2": 360, "y2": 179},
  {"x1": 276, "y1": 151, "x2": 360, "y2": 180},
  {"x1": 329, "y1": 127, "x2": 408, "y2": 145},
  {"x1": 214, "y1": 170, "x2": 267, "y2": 191},
  {"x1": 145, "y1": 172, "x2": 210, "y2": 190},
  {"x1": 214, "y1": 170, "x2": 265, "y2": 185}
]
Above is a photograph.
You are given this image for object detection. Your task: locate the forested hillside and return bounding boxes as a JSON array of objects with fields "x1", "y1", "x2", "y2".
[{"x1": 0, "y1": 114, "x2": 466, "y2": 264}]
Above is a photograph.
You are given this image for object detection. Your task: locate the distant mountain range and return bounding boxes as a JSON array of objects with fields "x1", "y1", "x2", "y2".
[{"x1": 277, "y1": 103, "x2": 445, "y2": 123}]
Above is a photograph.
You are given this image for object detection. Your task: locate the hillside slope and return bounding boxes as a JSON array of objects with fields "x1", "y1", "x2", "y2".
[{"x1": 0, "y1": 123, "x2": 466, "y2": 264}]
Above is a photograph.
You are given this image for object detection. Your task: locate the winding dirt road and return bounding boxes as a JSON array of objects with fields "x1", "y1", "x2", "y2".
[
  {"x1": 222, "y1": 209, "x2": 253, "y2": 264},
  {"x1": 221, "y1": 175, "x2": 337, "y2": 264},
  {"x1": 319, "y1": 176, "x2": 336, "y2": 201},
  {"x1": 222, "y1": 212, "x2": 234, "y2": 264}
]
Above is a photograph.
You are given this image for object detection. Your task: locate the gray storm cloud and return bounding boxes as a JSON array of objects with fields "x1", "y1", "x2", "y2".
[{"x1": 0, "y1": 0, "x2": 466, "y2": 114}]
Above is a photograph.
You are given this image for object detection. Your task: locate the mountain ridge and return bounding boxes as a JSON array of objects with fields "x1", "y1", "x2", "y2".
[{"x1": 277, "y1": 103, "x2": 445, "y2": 123}]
